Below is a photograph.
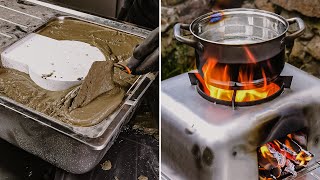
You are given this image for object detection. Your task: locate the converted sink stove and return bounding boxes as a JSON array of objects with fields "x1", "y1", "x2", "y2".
[{"x1": 161, "y1": 63, "x2": 320, "y2": 180}]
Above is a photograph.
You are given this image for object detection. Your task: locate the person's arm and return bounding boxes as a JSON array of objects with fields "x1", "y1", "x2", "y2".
[{"x1": 127, "y1": 27, "x2": 159, "y2": 75}]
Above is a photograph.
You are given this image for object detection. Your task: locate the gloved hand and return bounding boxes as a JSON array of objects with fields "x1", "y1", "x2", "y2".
[{"x1": 126, "y1": 27, "x2": 159, "y2": 75}]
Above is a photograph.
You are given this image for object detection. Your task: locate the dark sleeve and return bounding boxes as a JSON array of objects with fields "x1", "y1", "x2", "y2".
[
  {"x1": 117, "y1": 0, "x2": 134, "y2": 21},
  {"x1": 123, "y1": 0, "x2": 159, "y2": 29}
]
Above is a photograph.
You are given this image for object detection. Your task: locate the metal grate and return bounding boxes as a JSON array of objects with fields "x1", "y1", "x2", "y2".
[
  {"x1": 188, "y1": 72, "x2": 293, "y2": 109},
  {"x1": 291, "y1": 162, "x2": 320, "y2": 180}
]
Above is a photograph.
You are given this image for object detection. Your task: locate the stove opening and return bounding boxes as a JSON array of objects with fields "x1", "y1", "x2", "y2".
[{"x1": 257, "y1": 129, "x2": 314, "y2": 180}]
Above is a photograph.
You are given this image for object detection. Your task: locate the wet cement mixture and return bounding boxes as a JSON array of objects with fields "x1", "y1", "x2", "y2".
[{"x1": 0, "y1": 19, "x2": 143, "y2": 127}]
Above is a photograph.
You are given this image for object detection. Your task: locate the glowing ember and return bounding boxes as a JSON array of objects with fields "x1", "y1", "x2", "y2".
[
  {"x1": 202, "y1": 55, "x2": 280, "y2": 102},
  {"x1": 258, "y1": 131, "x2": 314, "y2": 179}
]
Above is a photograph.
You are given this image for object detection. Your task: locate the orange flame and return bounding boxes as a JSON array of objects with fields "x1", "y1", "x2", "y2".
[
  {"x1": 202, "y1": 51, "x2": 280, "y2": 102},
  {"x1": 259, "y1": 178, "x2": 274, "y2": 180},
  {"x1": 260, "y1": 145, "x2": 272, "y2": 158},
  {"x1": 296, "y1": 151, "x2": 313, "y2": 166}
]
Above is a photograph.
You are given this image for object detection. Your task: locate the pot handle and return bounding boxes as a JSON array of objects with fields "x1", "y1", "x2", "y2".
[
  {"x1": 174, "y1": 23, "x2": 203, "y2": 51},
  {"x1": 285, "y1": 17, "x2": 305, "y2": 42}
]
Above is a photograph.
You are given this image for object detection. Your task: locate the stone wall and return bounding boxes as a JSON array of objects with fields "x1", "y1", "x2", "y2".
[
  {"x1": 161, "y1": 0, "x2": 320, "y2": 79},
  {"x1": 161, "y1": 0, "x2": 213, "y2": 79}
]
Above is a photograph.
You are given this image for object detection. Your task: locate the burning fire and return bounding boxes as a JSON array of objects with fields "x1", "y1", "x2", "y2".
[
  {"x1": 202, "y1": 58, "x2": 280, "y2": 102},
  {"x1": 258, "y1": 131, "x2": 314, "y2": 179},
  {"x1": 201, "y1": 46, "x2": 280, "y2": 103}
]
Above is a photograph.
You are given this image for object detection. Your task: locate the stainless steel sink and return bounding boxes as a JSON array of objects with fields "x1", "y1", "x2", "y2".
[{"x1": 40, "y1": 0, "x2": 123, "y2": 18}]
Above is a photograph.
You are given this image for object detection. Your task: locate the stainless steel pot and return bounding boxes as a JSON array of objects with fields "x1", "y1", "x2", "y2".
[{"x1": 174, "y1": 8, "x2": 305, "y2": 87}]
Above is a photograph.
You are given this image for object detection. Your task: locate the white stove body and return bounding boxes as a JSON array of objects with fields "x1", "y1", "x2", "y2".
[{"x1": 161, "y1": 63, "x2": 320, "y2": 180}]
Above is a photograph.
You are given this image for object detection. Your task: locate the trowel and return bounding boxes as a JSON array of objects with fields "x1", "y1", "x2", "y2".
[{"x1": 70, "y1": 27, "x2": 159, "y2": 108}]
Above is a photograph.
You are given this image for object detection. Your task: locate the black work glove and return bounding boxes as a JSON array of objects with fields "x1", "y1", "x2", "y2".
[{"x1": 127, "y1": 27, "x2": 159, "y2": 75}]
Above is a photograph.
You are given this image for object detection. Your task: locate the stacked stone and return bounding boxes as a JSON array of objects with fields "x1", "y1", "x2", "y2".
[{"x1": 161, "y1": 0, "x2": 213, "y2": 79}]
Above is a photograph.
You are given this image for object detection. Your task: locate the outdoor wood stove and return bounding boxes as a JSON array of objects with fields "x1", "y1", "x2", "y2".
[
  {"x1": 162, "y1": 8, "x2": 320, "y2": 179},
  {"x1": 161, "y1": 63, "x2": 320, "y2": 180}
]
